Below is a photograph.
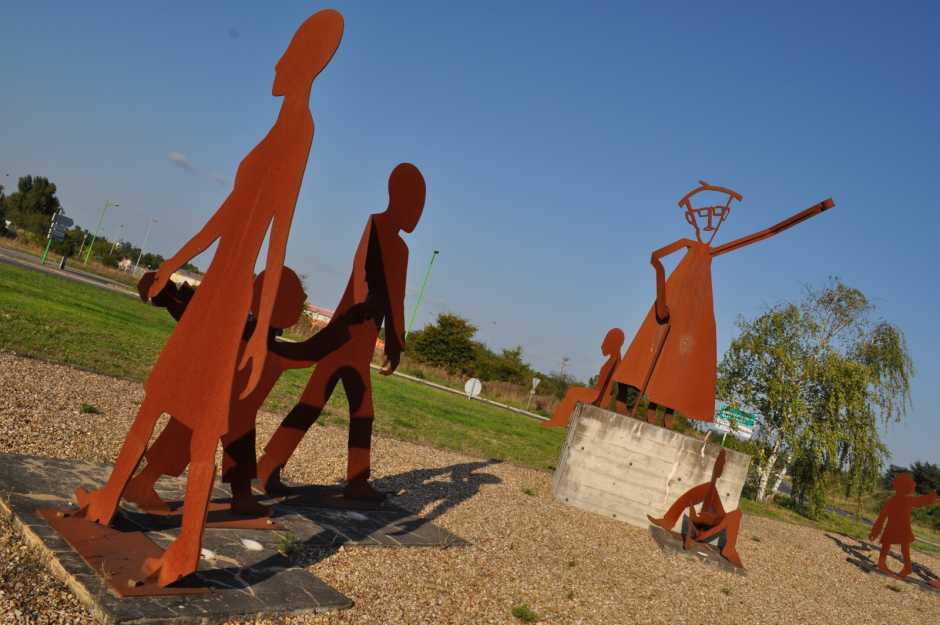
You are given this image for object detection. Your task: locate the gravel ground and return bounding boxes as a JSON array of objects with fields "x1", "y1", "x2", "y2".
[{"x1": 1, "y1": 350, "x2": 938, "y2": 625}]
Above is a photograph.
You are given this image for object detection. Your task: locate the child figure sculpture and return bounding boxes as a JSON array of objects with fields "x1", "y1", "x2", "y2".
[
  {"x1": 613, "y1": 182, "x2": 834, "y2": 425},
  {"x1": 541, "y1": 328, "x2": 624, "y2": 428},
  {"x1": 869, "y1": 472, "x2": 940, "y2": 580}
]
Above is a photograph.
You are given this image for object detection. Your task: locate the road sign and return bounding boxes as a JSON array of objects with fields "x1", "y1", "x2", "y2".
[
  {"x1": 711, "y1": 404, "x2": 758, "y2": 440},
  {"x1": 48, "y1": 214, "x2": 74, "y2": 242},
  {"x1": 464, "y1": 378, "x2": 482, "y2": 400}
]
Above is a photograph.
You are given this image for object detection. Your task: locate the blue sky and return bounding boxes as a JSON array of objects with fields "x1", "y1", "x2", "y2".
[{"x1": 2, "y1": 1, "x2": 937, "y2": 466}]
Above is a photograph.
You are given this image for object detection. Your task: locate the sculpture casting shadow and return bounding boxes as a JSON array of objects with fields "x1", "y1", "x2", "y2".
[{"x1": 824, "y1": 533, "x2": 940, "y2": 590}]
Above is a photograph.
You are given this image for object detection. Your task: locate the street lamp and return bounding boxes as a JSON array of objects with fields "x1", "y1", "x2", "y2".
[
  {"x1": 109, "y1": 223, "x2": 125, "y2": 256},
  {"x1": 84, "y1": 199, "x2": 119, "y2": 264},
  {"x1": 405, "y1": 249, "x2": 439, "y2": 339},
  {"x1": 134, "y1": 217, "x2": 157, "y2": 273}
]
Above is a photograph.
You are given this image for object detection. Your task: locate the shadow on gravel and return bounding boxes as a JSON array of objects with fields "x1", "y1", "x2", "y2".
[{"x1": 825, "y1": 533, "x2": 940, "y2": 590}]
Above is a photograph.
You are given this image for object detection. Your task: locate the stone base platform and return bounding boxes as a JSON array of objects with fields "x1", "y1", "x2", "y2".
[
  {"x1": 552, "y1": 404, "x2": 751, "y2": 529},
  {"x1": 0, "y1": 453, "x2": 464, "y2": 624}
]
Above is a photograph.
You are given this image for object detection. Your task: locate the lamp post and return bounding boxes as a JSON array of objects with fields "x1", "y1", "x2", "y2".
[
  {"x1": 83, "y1": 199, "x2": 119, "y2": 264},
  {"x1": 109, "y1": 223, "x2": 125, "y2": 256},
  {"x1": 134, "y1": 217, "x2": 157, "y2": 273},
  {"x1": 405, "y1": 249, "x2": 439, "y2": 339}
]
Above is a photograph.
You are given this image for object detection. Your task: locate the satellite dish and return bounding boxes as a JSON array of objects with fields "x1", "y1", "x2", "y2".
[{"x1": 464, "y1": 378, "x2": 482, "y2": 400}]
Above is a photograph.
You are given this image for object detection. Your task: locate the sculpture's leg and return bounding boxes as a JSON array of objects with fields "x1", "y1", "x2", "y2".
[
  {"x1": 221, "y1": 425, "x2": 268, "y2": 516},
  {"x1": 695, "y1": 509, "x2": 744, "y2": 568},
  {"x1": 142, "y1": 429, "x2": 217, "y2": 587},
  {"x1": 257, "y1": 366, "x2": 339, "y2": 494},
  {"x1": 343, "y1": 366, "x2": 384, "y2": 501},
  {"x1": 877, "y1": 542, "x2": 892, "y2": 575},
  {"x1": 76, "y1": 395, "x2": 165, "y2": 525},
  {"x1": 899, "y1": 543, "x2": 913, "y2": 578},
  {"x1": 541, "y1": 388, "x2": 595, "y2": 428},
  {"x1": 647, "y1": 483, "x2": 710, "y2": 532},
  {"x1": 124, "y1": 418, "x2": 192, "y2": 513}
]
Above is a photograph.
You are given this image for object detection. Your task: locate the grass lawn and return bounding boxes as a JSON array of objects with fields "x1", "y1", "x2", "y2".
[{"x1": 0, "y1": 261, "x2": 565, "y2": 470}]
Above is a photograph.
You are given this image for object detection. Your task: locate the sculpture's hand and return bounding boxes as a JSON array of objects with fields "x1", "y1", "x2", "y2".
[
  {"x1": 146, "y1": 268, "x2": 172, "y2": 302},
  {"x1": 379, "y1": 351, "x2": 400, "y2": 376},
  {"x1": 868, "y1": 529, "x2": 878, "y2": 542},
  {"x1": 137, "y1": 272, "x2": 158, "y2": 302},
  {"x1": 238, "y1": 336, "x2": 268, "y2": 398}
]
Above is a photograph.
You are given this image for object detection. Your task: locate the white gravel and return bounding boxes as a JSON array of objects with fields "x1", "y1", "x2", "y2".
[{"x1": 1, "y1": 351, "x2": 938, "y2": 624}]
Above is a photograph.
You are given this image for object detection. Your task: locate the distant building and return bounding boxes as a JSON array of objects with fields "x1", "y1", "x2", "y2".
[
  {"x1": 303, "y1": 303, "x2": 385, "y2": 353},
  {"x1": 170, "y1": 270, "x2": 203, "y2": 287},
  {"x1": 117, "y1": 258, "x2": 133, "y2": 272}
]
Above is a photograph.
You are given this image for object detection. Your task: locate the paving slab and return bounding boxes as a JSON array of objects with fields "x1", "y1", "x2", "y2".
[{"x1": 0, "y1": 453, "x2": 464, "y2": 624}]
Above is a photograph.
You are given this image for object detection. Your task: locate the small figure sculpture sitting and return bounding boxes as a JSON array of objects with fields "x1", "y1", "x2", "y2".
[
  {"x1": 647, "y1": 449, "x2": 744, "y2": 568},
  {"x1": 868, "y1": 472, "x2": 939, "y2": 581},
  {"x1": 541, "y1": 328, "x2": 624, "y2": 428}
]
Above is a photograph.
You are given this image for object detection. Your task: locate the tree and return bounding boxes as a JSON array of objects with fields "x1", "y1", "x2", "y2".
[
  {"x1": 718, "y1": 279, "x2": 913, "y2": 513},
  {"x1": 2, "y1": 175, "x2": 62, "y2": 236},
  {"x1": 409, "y1": 313, "x2": 478, "y2": 373}
]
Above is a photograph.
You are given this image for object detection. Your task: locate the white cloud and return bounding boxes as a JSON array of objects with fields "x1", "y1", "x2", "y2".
[{"x1": 168, "y1": 151, "x2": 195, "y2": 174}]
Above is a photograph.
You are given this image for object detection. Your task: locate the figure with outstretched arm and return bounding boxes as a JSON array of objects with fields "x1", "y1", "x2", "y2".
[
  {"x1": 541, "y1": 328, "x2": 624, "y2": 428},
  {"x1": 868, "y1": 472, "x2": 940, "y2": 580},
  {"x1": 71, "y1": 10, "x2": 344, "y2": 589},
  {"x1": 613, "y1": 181, "x2": 834, "y2": 427}
]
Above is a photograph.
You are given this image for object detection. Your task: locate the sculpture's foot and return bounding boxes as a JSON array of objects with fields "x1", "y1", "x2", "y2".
[
  {"x1": 877, "y1": 560, "x2": 892, "y2": 576},
  {"x1": 929, "y1": 579, "x2": 940, "y2": 590},
  {"x1": 140, "y1": 539, "x2": 198, "y2": 588},
  {"x1": 258, "y1": 456, "x2": 292, "y2": 496},
  {"x1": 74, "y1": 487, "x2": 119, "y2": 526},
  {"x1": 123, "y1": 474, "x2": 172, "y2": 513},
  {"x1": 343, "y1": 478, "x2": 386, "y2": 502},
  {"x1": 721, "y1": 546, "x2": 744, "y2": 569},
  {"x1": 898, "y1": 564, "x2": 913, "y2": 578},
  {"x1": 646, "y1": 514, "x2": 671, "y2": 531}
]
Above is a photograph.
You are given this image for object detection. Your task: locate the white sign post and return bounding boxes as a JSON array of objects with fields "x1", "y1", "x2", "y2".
[{"x1": 526, "y1": 377, "x2": 541, "y2": 409}]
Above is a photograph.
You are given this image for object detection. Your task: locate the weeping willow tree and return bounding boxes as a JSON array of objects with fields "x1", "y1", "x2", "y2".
[{"x1": 718, "y1": 279, "x2": 913, "y2": 514}]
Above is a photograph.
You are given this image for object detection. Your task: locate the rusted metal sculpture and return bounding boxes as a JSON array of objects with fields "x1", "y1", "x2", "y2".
[
  {"x1": 124, "y1": 268, "x2": 337, "y2": 518},
  {"x1": 614, "y1": 182, "x2": 834, "y2": 425},
  {"x1": 257, "y1": 163, "x2": 426, "y2": 501},
  {"x1": 648, "y1": 449, "x2": 744, "y2": 568},
  {"x1": 541, "y1": 328, "x2": 624, "y2": 428},
  {"x1": 68, "y1": 10, "x2": 345, "y2": 588},
  {"x1": 869, "y1": 472, "x2": 940, "y2": 580}
]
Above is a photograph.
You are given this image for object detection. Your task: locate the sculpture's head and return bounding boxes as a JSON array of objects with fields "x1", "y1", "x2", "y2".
[
  {"x1": 711, "y1": 449, "x2": 727, "y2": 481},
  {"x1": 601, "y1": 328, "x2": 625, "y2": 357},
  {"x1": 387, "y1": 163, "x2": 426, "y2": 233},
  {"x1": 893, "y1": 472, "x2": 917, "y2": 496},
  {"x1": 678, "y1": 181, "x2": 743, "y2": 245},
  {"x1": 252, "y1": 266, "x2": 307, "y2": 329},
  {"x1": 273, "y1": 9, "x2": 344, "y2": 97}
]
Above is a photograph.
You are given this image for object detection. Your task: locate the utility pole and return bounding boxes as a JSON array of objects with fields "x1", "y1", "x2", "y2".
[
  {"x1": 560, "y1": 356, "x2": 570, "y2": 379},
  {"x1": 84, "y1": 199, "x2": 119, "y2": 264},
  {"x1": 77, "y1": 233, "x2": 89, "y2": 257},
  {"x1": 405, "y1": 249, "x2": 439, "y2": 339},
  {"x1": 134, "y1": 217, "x2": 157, "y2": 273}
]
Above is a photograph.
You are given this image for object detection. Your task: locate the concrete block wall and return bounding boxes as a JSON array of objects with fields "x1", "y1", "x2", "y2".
[{"x1": 552, "y1": 403, "x2": 751, "y2": 529}]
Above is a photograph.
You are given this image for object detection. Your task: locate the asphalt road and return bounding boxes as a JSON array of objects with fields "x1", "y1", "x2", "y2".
[{"x1": 0, "y1": 245, "x2": 137, "y2": 297}]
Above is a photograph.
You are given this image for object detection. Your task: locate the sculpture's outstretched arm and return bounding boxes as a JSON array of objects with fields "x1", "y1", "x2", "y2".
[
  {"x1": 710, "y1": 198, "x2": 835, "y2": 258},
  {"x1": 911, "y1": 491, "x2": 940, "y2": 508},
  {"x1": 651, "y1": 239, "x2": 696, "y2": 323},
  {"x1": 146, "y1": 202, "x2": 228, "y2": 299},
  {"x1": 590, "y1": 356, "x2": 618, "y2": 404}
]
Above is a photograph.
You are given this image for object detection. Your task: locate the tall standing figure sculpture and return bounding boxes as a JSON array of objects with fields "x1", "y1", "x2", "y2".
[
  {"x1": 613, "y1": 182, "x2": 834, "y2": 426},
  {"x1": 541, "y1": 328, "x2": 624, "y2": 429},
  {"x1": 72, "y1": 10, "x2": 345, "y2": 587},
  {"x1": 257, "y1": 163, "x2": 425, "y2": 501}
]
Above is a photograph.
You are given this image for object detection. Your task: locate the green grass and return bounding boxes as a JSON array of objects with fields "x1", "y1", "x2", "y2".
[
  {"x1": 511, "y1": 604, "x2": 539, "y2": 623},
  {"x1": 0, "y1": 261, "x2": 565, "y2": 470}
]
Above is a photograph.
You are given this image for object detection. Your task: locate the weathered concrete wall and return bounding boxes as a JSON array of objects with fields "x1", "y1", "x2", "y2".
[{"x1": 552, "y1": 403, "x2": 751, "y2": 529}]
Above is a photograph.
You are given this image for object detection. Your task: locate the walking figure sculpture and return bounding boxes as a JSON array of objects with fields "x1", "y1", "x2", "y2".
[
  {"x1": 613, "y1": 182, "x2": 834, "y2": 426},
  {"x1": 72, "y1": 10, "x2": 345, "y2": 587},
  {"x1": 257, "y1": 163, "x2": 426, "y2": 501}
]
